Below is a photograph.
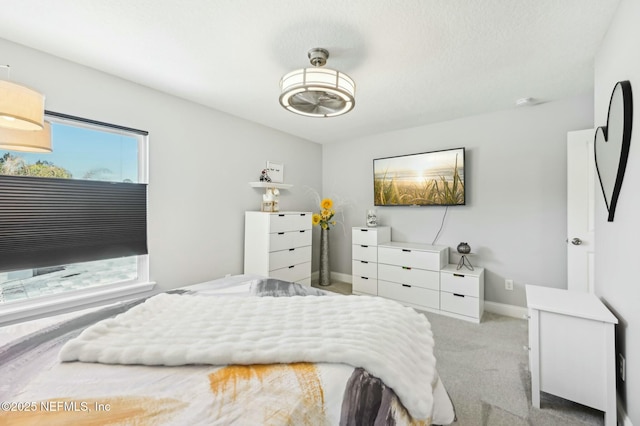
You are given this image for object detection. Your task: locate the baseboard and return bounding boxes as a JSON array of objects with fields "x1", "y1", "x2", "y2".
[
  {"x1": 618, "y1": 396, "x2": 633, "y2": 426},
  {"x1": 311, "y1": 271, "x2": 352, "y2": 285},
  {"x1": 330, "y1": 271, "x2": 352, "y2": 284},
  {"x1": 484, "y1": 301, "x2": 528, "y2": 319}
]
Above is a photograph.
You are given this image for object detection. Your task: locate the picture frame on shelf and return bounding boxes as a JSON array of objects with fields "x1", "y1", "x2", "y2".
[{"x1": 266, "y1": 161, "x2": 284, "y2": 183}]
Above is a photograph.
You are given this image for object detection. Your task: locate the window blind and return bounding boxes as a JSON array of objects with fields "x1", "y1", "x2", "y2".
[{"x1": 0, "y1": 175, "x2": 147, "y2": 272}]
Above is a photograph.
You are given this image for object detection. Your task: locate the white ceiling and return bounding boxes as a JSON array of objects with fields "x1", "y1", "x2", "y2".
[{"x1": 0, "y1": 0, "x2": 620, "y2": 144}]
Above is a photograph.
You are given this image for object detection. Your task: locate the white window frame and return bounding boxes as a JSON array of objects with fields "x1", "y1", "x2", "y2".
[{"x1": 0, "y1": 114, "x2": 155, "y2": 326}]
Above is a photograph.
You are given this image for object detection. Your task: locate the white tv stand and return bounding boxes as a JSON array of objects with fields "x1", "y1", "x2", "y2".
[{"x1": 351, "y1": 226, "x2": 484, "y2": 323}]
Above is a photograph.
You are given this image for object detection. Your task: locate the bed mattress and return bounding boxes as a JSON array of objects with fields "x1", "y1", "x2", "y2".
[{"x1": 0, "y1": 275, "x2": 455, "y2": 425}]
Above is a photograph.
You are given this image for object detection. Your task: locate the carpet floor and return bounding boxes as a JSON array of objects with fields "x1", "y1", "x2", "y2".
[
  {"x1": 427, "y1": 311, "x2": 604, "y2": 425},
  {"x1": 316, "y1": 281, "x2": 605, "y2": 425}
]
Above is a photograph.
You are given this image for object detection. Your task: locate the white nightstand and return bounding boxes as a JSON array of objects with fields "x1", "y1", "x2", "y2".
[
  {"x1": 525, "y1": 285, "x2": 618, "y2": 426},
  {"x1": 439, "y1": 265, "x2": 484, "y2": 323}
]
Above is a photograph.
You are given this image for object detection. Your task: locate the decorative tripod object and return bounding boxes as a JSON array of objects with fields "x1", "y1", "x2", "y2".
[
  {"x1": 456, "y1": 242, "x2": 474, "y2": 271},
  {"x1": 457, "y1": 254, "x2": 474, "y2": 271}
]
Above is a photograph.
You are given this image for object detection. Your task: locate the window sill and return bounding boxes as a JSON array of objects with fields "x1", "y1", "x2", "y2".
[{"x1": 0, "y1": 281, "x2": 157, "y2": 327}]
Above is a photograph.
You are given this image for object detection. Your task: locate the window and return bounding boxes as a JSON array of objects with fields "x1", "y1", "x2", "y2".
[{"x1": 0, "y1": 112, "x2": 150, "y2": 316}]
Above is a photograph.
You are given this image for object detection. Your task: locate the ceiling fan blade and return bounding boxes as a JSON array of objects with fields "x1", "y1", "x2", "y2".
[{"x1": 289, "y1": 90, "x2": 346, "y2": 115}]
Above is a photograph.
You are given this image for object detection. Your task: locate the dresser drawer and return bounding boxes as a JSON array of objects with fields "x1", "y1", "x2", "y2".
[
  {"x1": 352, "y1": 260, "x2": 377, "y2": 279},
  {"x1": 352, "y1": 276, "x2": 377, "y2": 295},
  {"x1": 270, "y1": 261, "x2": 311, "y2": 283},
  {"x1": 352, "y1": 244, "x2": 377, "y2": 262},
  {"x1": 440, "y1": 271, "x2": 480, "y2": 297},
  {"x1": 378, "y1": 246, "x2": 445, "y2": 270},
  {"x1": 378, "y1": 263, "x2": 439, "y2": 290},
  {"x1": 352, "y1": 227, "x2": 390, "y2": 246},
  {"x1": 269, "y1": 246, "x2": 312, "y2": 271},
  {"x1": 378, "y1": 280, "x2": 439, "y2": 310},
  {"x1": 440, "y1": 291, "x2": 480, "y2": 318},
  {"x1": 270, "y1": 213, "x2": 312, "y2": 233},
  {"x1": 269, "y1": 229, "x2": 311, "y2": 252}
]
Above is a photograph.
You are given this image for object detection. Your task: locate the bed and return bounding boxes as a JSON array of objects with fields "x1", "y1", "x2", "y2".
[{"x1": 0, "y1": 275, "x2": 456, "y2": 425}]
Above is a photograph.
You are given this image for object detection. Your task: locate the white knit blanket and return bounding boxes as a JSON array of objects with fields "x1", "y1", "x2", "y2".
[{"x1": 60, "y1": 293, "x2": 437, "y2": 420}]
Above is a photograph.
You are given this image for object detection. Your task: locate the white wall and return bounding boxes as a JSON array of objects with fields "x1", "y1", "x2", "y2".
[
  {"x1": 1, "y1": 37, "x2": 322, "y2": 290},
  {"x1": 323, "y1": 94, "x2": 593, "y2": 306},
  {"x1": 594, "y1": 0, "x2": 640, "y2": 422}
]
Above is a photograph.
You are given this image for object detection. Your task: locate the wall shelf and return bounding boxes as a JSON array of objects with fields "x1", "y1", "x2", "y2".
[{"x1": 248, "y1": 182, "x2": 293, "y2": 190}]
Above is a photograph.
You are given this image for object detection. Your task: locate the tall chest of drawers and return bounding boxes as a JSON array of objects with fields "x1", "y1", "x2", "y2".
[
  {"x1": 351, "y1": 226, "x2": 391, "y2": 295},
  {"x1": 377, "y1": 242, "x2": 448, "y2": 311},
  {"x1": 244, "y1": 211, "x2": 312, "y2": 285}
]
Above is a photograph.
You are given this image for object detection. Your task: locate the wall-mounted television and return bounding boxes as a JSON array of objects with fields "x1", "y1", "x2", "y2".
[{"x1": 373, "y1": 147, "x2": 465, "y2": 206}]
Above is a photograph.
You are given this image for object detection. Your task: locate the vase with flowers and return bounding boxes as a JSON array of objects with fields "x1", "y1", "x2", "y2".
[{"x1": 312, "y1": 198, "x2": 336, "y2": 286}]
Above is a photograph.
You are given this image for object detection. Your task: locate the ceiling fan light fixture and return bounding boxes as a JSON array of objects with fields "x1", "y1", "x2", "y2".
[
  {"x1": 0, "y1": 120, "x2": 52, "y2": 153},
  {"x1": 279, "y1": 48, "x2": 355, "y2": 118},
  {"x1": 0, "y1": 79, "x2": 45, "y2": 131}
]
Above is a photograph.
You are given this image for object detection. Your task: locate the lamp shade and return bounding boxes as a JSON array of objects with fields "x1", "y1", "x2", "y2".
[
  {"x1": 279, "y1": 67, "x2": 355, "y2": 117},
  {"x1": 0, "y1": 80, "x2": 45, "y2": 131},
  {"x1": 0, "y1": 120, "x2": 52, "y2": 152}
]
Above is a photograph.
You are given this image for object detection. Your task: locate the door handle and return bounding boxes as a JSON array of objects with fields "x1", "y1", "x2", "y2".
[{"x1": 571, "y1": 238, "x2": 583, "y2": 246}]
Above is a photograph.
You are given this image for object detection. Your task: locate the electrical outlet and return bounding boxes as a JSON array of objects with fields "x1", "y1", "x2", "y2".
[
  {"x1": 505, "y1": 279, "x2": 514, "y2": 291},
  {"x1": 619, "y1": 354, "x2": 626, "y2": 381}
]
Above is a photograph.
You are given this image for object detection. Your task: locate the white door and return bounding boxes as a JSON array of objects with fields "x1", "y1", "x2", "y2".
[{"x1": 567, "y1": 129, "x2": 596, "y2": 293}]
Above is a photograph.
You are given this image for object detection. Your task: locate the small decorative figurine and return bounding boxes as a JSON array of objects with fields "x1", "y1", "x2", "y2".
[
  {"x1": 366, "y1": 209, "x2": 378, "y2": 227},
  {"x1": 259, "y1": 169, "x2": 271, "y2": 182},
  {"x1": 261, "y1": 188, "x2": 280, "y2": 212}
]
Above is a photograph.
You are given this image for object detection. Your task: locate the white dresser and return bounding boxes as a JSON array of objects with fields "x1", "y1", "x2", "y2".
[
  {"x1": 350, "y1": 227, "x2": 487, "y2": 322},
  {"x1": 244, "y1": 211, "x2": 312, "y2": 285},
  {"x1": 440, "y1": 265, "x2": 485, "y2": 323},
  {"x1": 526, "y1": 285, "x2": 617, "y2": 426},
  {"x1": 351, "y1": 226, "x2": 391, "y2": 295},
  {"x1": 377, "y1": 242, "x2": 448, "y2": 312}
]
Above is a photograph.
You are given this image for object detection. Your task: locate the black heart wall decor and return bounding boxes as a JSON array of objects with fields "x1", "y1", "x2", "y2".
[{"x1": 594, "y1": 80, "x2": 633, "y2": 222}]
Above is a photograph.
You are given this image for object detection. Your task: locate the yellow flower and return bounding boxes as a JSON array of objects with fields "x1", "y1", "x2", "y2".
[
  {"x1": 321, "y1": 198, "x2": 333, "y2": 210},
  {"x1": 313, "y1": 198, "x2": 338, "y2": 230}
]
